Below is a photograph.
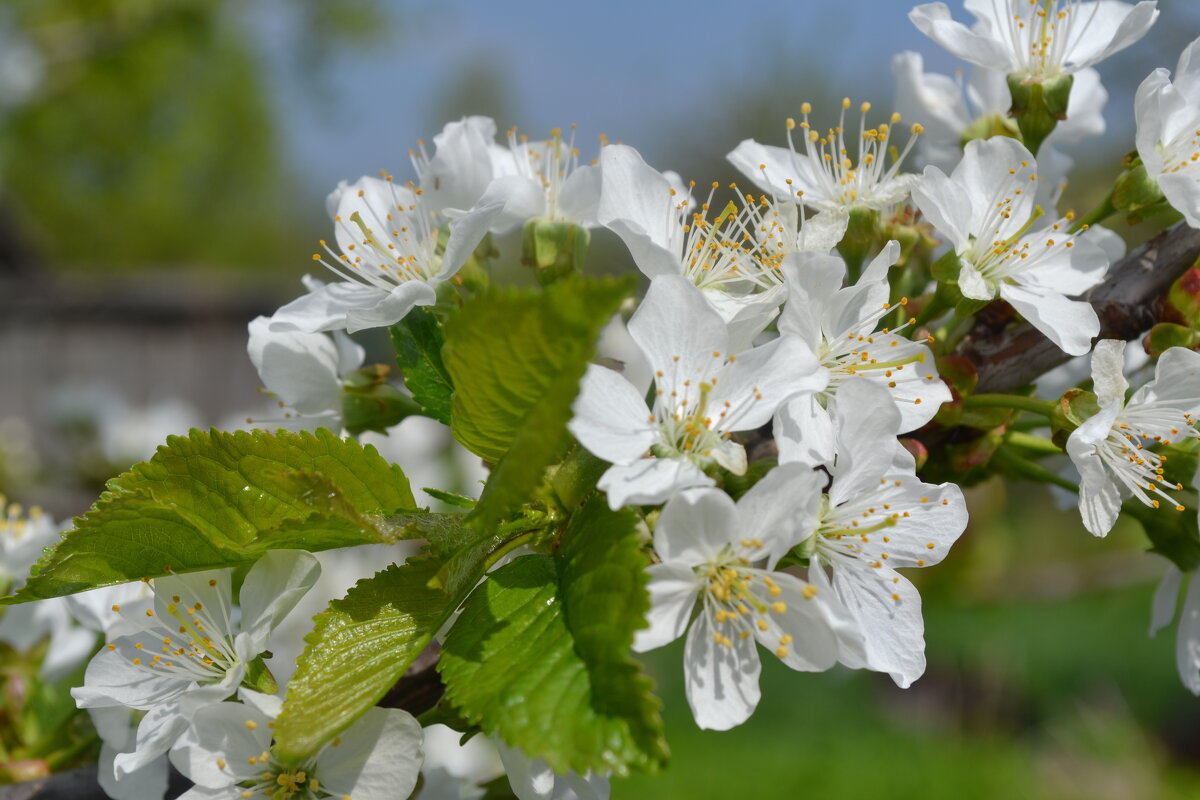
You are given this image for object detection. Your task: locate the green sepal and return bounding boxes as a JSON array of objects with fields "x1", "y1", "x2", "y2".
[
  {"x1": 341, "y1": 367, "x2": 422, "y2": 435},
  {"x1": 241, "y1": 655, "x2": 278, "y2": 695},
  {"x1": 1050, "y1": 389, "x2": 1098, "y2": 449},
  {"x1": 836, "y1": 206, "x2": 882, "y2": 282},
  {"x1": 1006, "y1": 72, "x2": 1072, "y2": 156},
  {"x1": 1112, "y1": 159, "x2": 1167, "y2": 217}
]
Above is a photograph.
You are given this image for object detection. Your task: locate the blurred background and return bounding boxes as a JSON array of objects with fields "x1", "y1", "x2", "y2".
[{"x1": 1, "y1": 0, "x2": 1200, "y2": 796}]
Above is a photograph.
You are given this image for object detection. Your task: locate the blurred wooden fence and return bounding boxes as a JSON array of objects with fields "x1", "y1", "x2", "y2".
[{"x1": 0, "y1": 272, "x2": 282, "y2": 517}]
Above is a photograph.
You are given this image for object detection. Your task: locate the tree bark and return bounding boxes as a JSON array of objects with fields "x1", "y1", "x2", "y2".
[{"x1": 958, "y1": 222, "x2": 1200, "y2": 392}]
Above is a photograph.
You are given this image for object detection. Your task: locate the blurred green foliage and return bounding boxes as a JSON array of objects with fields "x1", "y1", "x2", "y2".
[{"x1": 0, "y1": 0, "x2": 387, "y2": 271}]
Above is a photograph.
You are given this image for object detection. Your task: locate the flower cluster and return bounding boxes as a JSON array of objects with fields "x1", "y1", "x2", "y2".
[{"x1": 17, "y1": 1, "x2": 1200, "y2": 798}]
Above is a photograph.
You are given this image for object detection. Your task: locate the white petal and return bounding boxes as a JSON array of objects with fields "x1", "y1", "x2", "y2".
[
  {"x1": 1066, "y1": 428, "x2": 1123, "y2": 538},
  {"x1": 737, "y1": 462, "x2": 825, "y2": 568},
  {"x1": 749, "y1": 571, "x2": 847, "y2": 673},
  {"x1": 957, "y1": 262, "x2": 993, "y2": 301},
  {"x1": 557, "y1": 163, "x2": 603, "y2": 226},
  {"x1": 909, "y1": 3, "x2": 1013, "y2": 72},
  {"x1": 1000, "y1": 283, "x2": 1099, "y2": 356},
  {"x1": 1177, "y1": 569, "x2": 1200, "y2": 694},
  {"x1": 957, "y1": 138, "x2": 1037, "y2": 242},
  {"x1": 774, "y1": 393, "x2": 835, "y2": 468},
  {"x1": 421, "y1": 116, "x2": 499, "y2": 214},
  {"x1": 474, "y1": 175, "x2": 547, "y2": 234},
  {"x1": 653, "y1": 489, "x2": 739, "y2": 566},
  {"x1": 828, "y1": 379, "x2": 903, "y2": 505},
  {"x1": 239, "y1": 549, "x2": 321, "y2": 651},
  {"x1": 1159, "y1": 172, "x2": 1200, "y2": 230},
  {"x1": 683, "y1": 608, "x2": 761, "y2": 731},
  {"x1": 441, "y1": 200, "x2": 506, "y2": 279},
  {"x1": 831, "y1": 564, "x2": 926, "y2": 687},
  {"x1": 632, "y1": 562, "x2": 699, "y2": 653},
  {"x1": 1151, "y1": 563, "x2": 1184, "y2": 636},
  {"x1": 495, "y1": 741, "x2": 609, "y2": 800},
  {"x1": 708, "y1": 335, "x2": 826, "y2": 432},
  {"x1": 1133, "y1": 344, "x2": 1200, "y2": 411},
  {"x1": 568, "y1": 364, "x2": 658, "y2": 465},
  {"x1": 247, "y1": 317, "x2": 341, "y2": 415},
  {"x1": 316, "y1": 707, "x2": 423, "y2": 800},
  {"x1": 1090, "y1": 339, "x2": 1130, "y2": 408},
  {"x1": 597, "y1": 144, "x2": 685, "y2": 278},
  {"x1": 169, "y1": 702, "x2": 273, "y2": 788},
  {"x1": 629, "y1": 276, "x2": 729, "y2": 380},
  {"x1": 597, "y1": 458, "x2": 714, "y2": 510}
]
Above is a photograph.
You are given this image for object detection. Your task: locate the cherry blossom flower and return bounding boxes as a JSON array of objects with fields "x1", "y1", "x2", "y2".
[
  {"x1": 794, "y1": 379, "x2": 968, "y2": 687},
  {"x1": 474, "y1": 125, "x2": 602, "y2": 233},
  {"x1": 597, "y1": 144, "x2": 794, "y2": 348},
  {"x1": 1066, "y1": 339, "x2": 1200, "y2": 536},
  {"x1": 72, "y1": 551, "x2": 320, "y2": 783},
  {"x1": 1135, "y1": 35, "x2": 1200, "y2": 228},
  {"x1": 727, "y1": 99, "x2": 923, "y2": 245},
  {"x1": 773, "y1": 241, "x2": 950, "y2": 466},
  {"x1": 270, "y1": 176, "x2": 500, "y2": 334},
  {"x1": 910, "y1": 0, "x2": 1159, "y2": 81},
  {"x1": 633, "y1": 465, "x2": 862, "y2": 730},
  {"x1": 0, "y1": 504, "x2": 96, "y2": 681},
  {"x1": 912, "y1": 136, "x2": 1110, "y2": 355},
  {"x1": 568, "y1": 275, "x2": 825, "y2": 509},
  {"x1": 169, "y1": 697, "x2": 421, "y2": 800}
]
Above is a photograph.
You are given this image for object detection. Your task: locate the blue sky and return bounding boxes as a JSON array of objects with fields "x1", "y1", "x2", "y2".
[{"x1": 255, "y1": 0, "x2": 1200, "y2": 199}]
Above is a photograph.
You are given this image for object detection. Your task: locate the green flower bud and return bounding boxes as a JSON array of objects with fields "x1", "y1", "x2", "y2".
[{"x1": 521, "y1": 218, "x2": 590, "y2": 286}]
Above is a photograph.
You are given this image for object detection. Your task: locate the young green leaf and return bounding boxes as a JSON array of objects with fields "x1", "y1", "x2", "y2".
[
  {"x1": 439, "y1": 497, "x2": 667, "y2": 776},
  {"x1": 444, "y1": 275, "x2": 635, "y2": 526},
  {"x1": 272, "y1": 556, "x2": 472, "y2": 764},
  {"x1": 390, "y1": 307, "x2": 454, "y2": 425},
  {"x1": 4, "y1": 429, "x2": 416, "y2": 603}
]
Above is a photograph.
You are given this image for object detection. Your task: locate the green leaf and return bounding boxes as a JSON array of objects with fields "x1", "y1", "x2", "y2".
[
  {"x1": 5, "y1": 429, "x2": 416, "y2": 603},
  {"x1": 390, "y1": 307, "x2": 454, "y2": 425},
  {"x1": 445, "y1": 275, "x2": 635, "y2": 526},
  {"x1": 380, "y1": 510, "x2": 474, "y2": 560},
  {"x1": 273, "y1": 556, "x2": 472, "y2": 763},
  {"x1": 439, "y1": 497, "x2": 667, "y2": 776}
]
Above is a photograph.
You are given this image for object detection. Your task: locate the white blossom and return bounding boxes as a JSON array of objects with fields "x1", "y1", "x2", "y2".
[
  {"x1": 170, "y1": 698, "x2": 422, "y2": 800},
  {"x1": 912, "y1": 136, "x2": 1110, "y2": 355},
  {"x1": 568, "y1": 275, "x2": 825, "y2": 509},
  {"x1": 0, "y1": 504, "x2": 96, "y2": 681},
  {"x1": 270, "y1": 176, "x2": 500, "y2": 334},
  {"x1": 1066, "y1": 339, "x2": 1200, "y2": 536},
  {"x1": 773, "y1": 242, "x2": 951, "y2": 467},
  {"x1": 910, "y1": 0, "x2": 1159, "y2": 81},
  {"x1": 633, "y1": 468, "x2": 861, "y2": 730},
  {"x1": 475, "y1": 125, "x2": 602, "y2": 232},
  {"x1": 247, "y1": 278, "x2": 365, "y2": 432},
  {"x1": 795, "y1": 379, "x2": 968, "y2": 687},
  {"x1": 727, "y1": 99, "x2": 923, "y2": 244},
  {"x1": 1135, "y1": 35, "x2": 1200, "y2": 228},
  {"x1": 891, "y1": 50, "x2": 1107, "y2": 199},
  {"x1": 597, "y1": 144, "x2": 793, "y2": 348},
  {"x1": 72, "y1": 551, "x2": 320, "y2": 783}
]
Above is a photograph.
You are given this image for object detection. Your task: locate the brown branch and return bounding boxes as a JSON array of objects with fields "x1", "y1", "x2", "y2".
[{"x1": 956, "y1": 222, "x2": 1200, "y2": 393}]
